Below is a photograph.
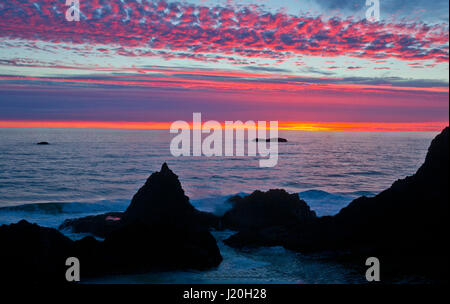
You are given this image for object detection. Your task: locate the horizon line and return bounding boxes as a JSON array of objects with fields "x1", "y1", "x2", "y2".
[{"x1": 0, "y1": 121, "x2": 448, "y2": 132}]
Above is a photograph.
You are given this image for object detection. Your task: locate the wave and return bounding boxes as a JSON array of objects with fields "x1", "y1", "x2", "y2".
[
  {"x1": 191, "y1": 192, "x2": 249, "y2": 216},
  {"x1": 0, "y1": 199, "x2": 129, "y2": 214},
  {"x1": 195, "y1": 190, "x2": 356, "y2": 217},
  {"x1": 0, "y1": 199, "x2": 129, "y2": 229},
  {"x1": 0, "y1": 189, "x2": 365, "y2": 228},
  {"x1": 299, "y1": 190, "x2": 354, "y2": 216}
]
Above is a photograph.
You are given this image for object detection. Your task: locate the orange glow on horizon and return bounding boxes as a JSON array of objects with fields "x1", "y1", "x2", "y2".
[{"x1": 0, "y1": 120, "x2": 447, "y2": 132}]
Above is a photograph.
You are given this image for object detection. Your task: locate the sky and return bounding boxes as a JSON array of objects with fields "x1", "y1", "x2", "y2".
[{"x1": 0, "y1": 0, "x2": 448, "y2": 131}]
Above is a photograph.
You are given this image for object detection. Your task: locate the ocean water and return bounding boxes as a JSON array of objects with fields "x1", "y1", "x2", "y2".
[{"x1": 0, "y1": 128, "x2": 437, "y2": 283}]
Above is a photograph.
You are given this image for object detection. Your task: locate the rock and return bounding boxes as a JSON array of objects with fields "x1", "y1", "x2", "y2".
[
  {"x1": 100, "y1": 220, "x2": 222, "y2": 274},
  {"x1": 123, "y1": 162, "x2": 197, "y2": 225},
  {"x1": 36, "y1": 141, "x2": 49, "y2": 145},
  {"x1": 226, "y1": 127, "x2": 449, "y2": 280},
  {"x1": 224, "y1": 225, "x2": 295, "y2": 248},
  {"x1": 254, "y1": 138, "x2": 288, "y2": 142},
  {"x1": 222, "y1": 189, "x2": 316, "y2": 232},
  {"x1": 292, "y1": 127, "x2": 448, "y2": 256},
  {"x1": 59, "y1": 163, "x2": 221, "y2": 237},
  {"x1": 59, "y1": 212, "x2": 124, "y2": 238},
  {"x1": 96, "y1": 162, "x2": 223, "y2": 273},
  {"x1": 1, "y1": 163, "x2": 223, "y2": 281},
  {"x1": 0, "y1": 220, "x2": 75, "y2": 283}
]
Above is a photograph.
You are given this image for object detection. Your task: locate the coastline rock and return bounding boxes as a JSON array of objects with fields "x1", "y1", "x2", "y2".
[
  {"x1": 291, "y1": 127, "x2": 448, "y2": 252},
  {"x1": 123, "y1": 162, "x2": 198, "y2": 225},
  {"x1": 95, "y1": 163, "x2": 222, "y2": 273},
  {"x1": 59, "y1": 163, "x2": 221, "y2": 237},
  {"x1": 0, "y1": 220, "x2": 75, "y2": 283},
  {"x1": 59, "y1": 212, "x2": 124, "y2": 238},
  {"x1": 253, "y1": 138, "x2": 288, "y2": 142},
  {"x1": 100, "y1": 220, "x2": 222, "y2": 274},
  {"x1": 222, "y1": 189, "x2": 316, "y2": 247},
  {"x1": 222, "y1": 189, "x2": 316, "y2": 231},
  {"x1": 226, "y1": 127, "x2": 449, "y2": 280},
  {"x1": 2, "y1": 163, "x2": 223, "y2": 281},
  {"x1": 224, "y1": 225, "x2": 295, "y2": 248}
]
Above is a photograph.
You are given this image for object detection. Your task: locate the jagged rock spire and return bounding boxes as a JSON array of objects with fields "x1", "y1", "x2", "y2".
[{"x1": 123, "y1": 163, "x2": 195, "y2": 225}]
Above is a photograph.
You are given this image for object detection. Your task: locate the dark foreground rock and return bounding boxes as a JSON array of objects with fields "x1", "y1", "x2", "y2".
[
  {"x1": 0, "y1": 220, "x2": 74, "y2": 283},
  {"x1": 223, "y1": 189, "x2": 316, "y2": 230},
  {"x1": 226, "y1": 127, "x2": 450, "y2": 280},
  {"x1": 91, "y1": 163, "x2": 222, "y2": 275},
  {"x1": 222, "y1": 189, "x2": 316, "y2": 248},
  {"x1": 1, "y1": 163, "x2": 222, "y2": 282},
  {"x1": 123, "y1": 163, "x2": 220, "y2": 228},
  {"x1": 59, "y1": 212, "x2": 123, "y2": 238}
]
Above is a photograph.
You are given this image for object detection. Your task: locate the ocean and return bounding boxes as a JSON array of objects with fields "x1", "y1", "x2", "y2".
[{"x1": 0, "y1": 128, "x2": 437, "y2": 283}]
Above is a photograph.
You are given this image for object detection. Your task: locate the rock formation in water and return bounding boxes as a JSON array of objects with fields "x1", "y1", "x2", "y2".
[
  {"x1": 93, "y1": 163, "x2": 222, "y2": 274},
  {"x1": 0, "y1": 163, "x2": 222, "y2": 282},
  {"x1": 253, "y1": 138, "x2": 288, "y2": 142},
  {"x1": 223, "y1": 189, "x2": 316, "y2": 230},
  {"x1": 59, "y1": 163, "x2": 220, "y2": 237},
  {"x1": 59, "y1": 212, "x2": 123, "y2": 238},
  {"x1": 222, "y1": 189, "x2": 317, "y2": 248},
  {"x1": 0, "y1": 220, "x2": 74, "y2": 283},
  {"x1": 226, "y1": 127, "x2": 449, "y2": 280}
]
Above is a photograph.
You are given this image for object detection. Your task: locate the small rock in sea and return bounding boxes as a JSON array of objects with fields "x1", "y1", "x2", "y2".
[
  {"x1": 253, "y1": 138, "x2": 288, "y2": 143},
  {"x1": 36, "y1": 142, "x2": 49, "y2": 145}
]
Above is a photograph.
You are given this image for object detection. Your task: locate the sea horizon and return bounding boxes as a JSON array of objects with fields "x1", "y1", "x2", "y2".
[{"x1": 0, "y1": 121, "x2": 447, "y2": 132}]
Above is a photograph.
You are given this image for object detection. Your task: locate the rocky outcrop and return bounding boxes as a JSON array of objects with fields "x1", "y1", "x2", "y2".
[
  {"x1": 123, "y1": 163, "x2": 210, "y2": 226},
  {"x1": 223, "y1": 189, "x2": 316, "y2": 231},
  {"x1": 99, "y1": 220, "x2": 221, "y2": 274},
  {"x1": 292, "y1": 127, "x2": 448, "y2": 279},
  {"x1": 94, "y1": 163, "x2": 222, "y2": 274},
  {"x1": 222, "y1": 189, "x2": 316, "y2": 247},
  {"x1": 0, "y1": 220, "x2": 75, "y2": 283},
  {"x1": 59, "y1": 212, "x2": 123, "y2": 238},
  {"x1": 59, "y1": 163, "x2": 220, "y2": 237},
  {"x1": 36, "y1": 141, "x2": 49, "y2": 145},
  {"x1": 226, "y1": 127, "x2": 449, "y2": 280},
  {"x1": 1, "y1": 163, "x2": 222, "y2": 282},
  {"x1": 254, "y1": 138, "x2": 288, "y2": 142}
]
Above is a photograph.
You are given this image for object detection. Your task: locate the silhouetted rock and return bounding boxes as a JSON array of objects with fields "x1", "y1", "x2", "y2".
[
  {"x1": 226, "y1": 127, "x2": 449, "y2": 280},
  {"x1": 123, "y1": 162, "x2": 197, "y2": 225},
  {"x1": 223, "y1": 189, "x2": 316, "y2": 231},
  {"x1": 36, "y1": 141, "x2": 49, "y2": 145},
  {"x1": 224, "y1": 225, "x2": 296, "y2": 248},
  {"x1": 1, "y1": 164, "x2": 223, "y2": 281},
  {"x1": 99, "y1": 220, "x2": 222, "y2": 274},
  {"x1": 295, "y1": 127, "x2": 449, "y2": 279},
  {"x1": 0, "y1": 220, "x2": 75, "y2": 283},
  {"x1": 254, "y1": 138, "x2": 288, "y2": 142},
  {"x1": 60, "y1": 163, "x2": 220, "y2": 237},
  {"x1": 59, "y1": 212, "x2": 123, "y2": 238},
  {"x1": 222, "y1": 189, "x2": 316, "y2": 247},
  {"x1": 92, "y1": 163, "x2": 222, "y2": 273}
]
